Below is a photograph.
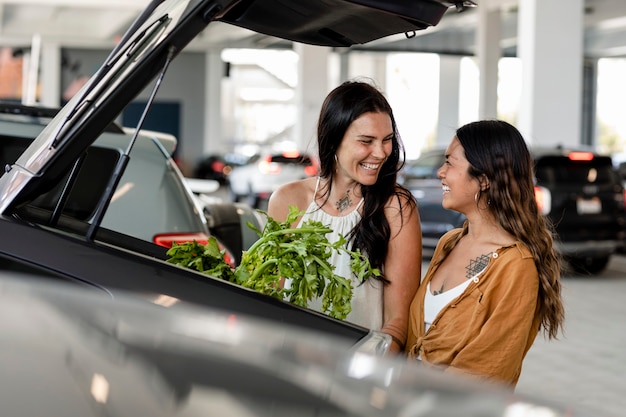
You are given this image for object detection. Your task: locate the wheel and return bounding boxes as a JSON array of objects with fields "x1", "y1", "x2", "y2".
[{"x1": 567, "y1": 256, "x2": 610, "y2": 275}]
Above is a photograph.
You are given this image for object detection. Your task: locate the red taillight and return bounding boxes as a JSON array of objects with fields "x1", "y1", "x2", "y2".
[
  {"x1": 154, "y1": 232, "x2": 210, "y2": 248},
  {"x1": 534, "y1": 185, "x2": 551, "y2": 215},
  {"x1": 211, "y1": 160, "x2": 226, "y2": 173},
  {"x1": 304, "y1": 165, "x2": 318, "y2": 176},
  {"x1": 154, "y1": 232, "x2": 235, "y2": 268},
  {"x1": 568, "y1": 151, "x2": 594, "y2": 161}
]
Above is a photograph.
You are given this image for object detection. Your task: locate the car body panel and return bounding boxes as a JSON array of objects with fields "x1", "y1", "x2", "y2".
[
  {"x1": 0, "y1": 213, "x2": 374, "y2": 343},
  {"x1": 0, "y1": 274, "x2": 585, "y2": 417}
]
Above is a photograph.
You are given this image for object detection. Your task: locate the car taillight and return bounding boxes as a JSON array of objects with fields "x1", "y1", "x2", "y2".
[
  {"x1": 534, "y1": 185, "x2": 551, "y2": 215},
  {"x1": 259, "y1": 158, "x2": 281, "y2": 175},
  {"x1": 153, "y1": 232, "x2": 235, "y2": 268},
  {"x1": 568, "y1": 151, "x2": 594, "y2": 161},
  {"x1": 211, "y1": 160, "x2": 226, "y2": 172},
  {"x1": 304, "y1": 165, "x2": 317, "y2": 176}
]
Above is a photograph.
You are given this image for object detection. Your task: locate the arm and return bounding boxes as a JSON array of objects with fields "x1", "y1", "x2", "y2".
[{"x1": 381, "y1": 192, "x2": 422, "y2": 354}]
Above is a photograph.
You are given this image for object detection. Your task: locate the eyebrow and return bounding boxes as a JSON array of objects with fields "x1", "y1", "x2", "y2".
[{"x1": 357, "y1": 133, "x2": 394, "y2": 140}]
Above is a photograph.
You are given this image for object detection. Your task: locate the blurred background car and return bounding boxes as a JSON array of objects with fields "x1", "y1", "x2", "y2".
[
  {"x1": 0, "y1": 273, "x2": 592, "y2": 417},
  {"x1": 228, "y1": 150, "x2": 318, "y2": 208},
  {"x1": 402, "y1": 146, "x2": 626, "y2": 273},
  {"x1": 192, "y1": 153, "x2": 252, "y2": 185}
]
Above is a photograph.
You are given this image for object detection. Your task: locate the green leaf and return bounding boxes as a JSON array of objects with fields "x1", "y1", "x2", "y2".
[{"x1": 166, "y1": 205, "x2": 379, "y2": 321}]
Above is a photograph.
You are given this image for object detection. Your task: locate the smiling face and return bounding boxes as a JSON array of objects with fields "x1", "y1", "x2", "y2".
[
  {"x1": 335, "y1": 111, "x2": 393, "y2": 187},
  {"x1": 437, "y1": 136, "x2": 481, "y2": 214}
]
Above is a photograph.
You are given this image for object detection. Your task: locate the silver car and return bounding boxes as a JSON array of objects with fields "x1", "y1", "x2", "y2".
[
  {"x1": 228, "y1": 151, "x2": 318, "y2": 208},
  {"x1": 0, "y1": 273, "x2": 592, "y2": 417}
]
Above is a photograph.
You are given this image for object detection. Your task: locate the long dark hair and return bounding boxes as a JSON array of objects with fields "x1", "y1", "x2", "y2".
[
  {"x1": 437, "y1": 120, "x2": 564, "y2": 338},
  {"x1": 316, "y1": 80, "x2": 415, "y2": 279}
]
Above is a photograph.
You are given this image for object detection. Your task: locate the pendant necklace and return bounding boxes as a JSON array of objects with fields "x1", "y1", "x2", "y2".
[{"x1": 335, "y1": 189, "x2": 353, "y2": 213}]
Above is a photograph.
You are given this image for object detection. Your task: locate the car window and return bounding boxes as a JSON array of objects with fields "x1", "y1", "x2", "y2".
[
  {"x1": 535, "y1": 156, "x2": 616, "y2": 185},
  {"x1": 34, "y1": 147, "x2": 121, "y2": 220},
  {"x1": 0, "y1": 136, "x2": 121, "y2": 221}
]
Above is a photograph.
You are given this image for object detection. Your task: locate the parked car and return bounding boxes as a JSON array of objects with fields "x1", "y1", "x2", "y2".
[
  {"x1": 0, "y1": 0, "x2": 467, "y2": 353},
  {"x1": 228, "y1": 150, "x2": 318, "y2": 208},
  {"x1": 192, "y1": 152, "x2": 252, "y2": 185},
  {"x1": 0, "y1": 274, "x2": 593, "y2": 417},
  {"x1": 403, "y1": 146, "x2": 626, "y2": 273},
  {"x1": 0, "y1": 103, "x2": 264, "y2": 263}
]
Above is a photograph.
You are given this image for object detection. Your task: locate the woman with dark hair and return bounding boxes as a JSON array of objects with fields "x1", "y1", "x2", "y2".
[
  {"x1": 268, "y1": 80, "x2": 422, "y2": 354},
  {"x1": 405, "y1": 119, "x2": 564, "y2": 387}
]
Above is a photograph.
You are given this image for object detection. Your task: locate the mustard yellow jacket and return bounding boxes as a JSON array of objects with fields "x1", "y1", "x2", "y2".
[{"x1": 405, "y1": 229, "x2": 541, "y2": 387}]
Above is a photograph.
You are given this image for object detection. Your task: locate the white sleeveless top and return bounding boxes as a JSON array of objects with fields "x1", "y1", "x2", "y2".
[
  {"x1": 423, "y1": 265, "x2": 487, "y2": 333},
  {"x1": 294, "y1": 178, "x2": 384, "y2": 330}
]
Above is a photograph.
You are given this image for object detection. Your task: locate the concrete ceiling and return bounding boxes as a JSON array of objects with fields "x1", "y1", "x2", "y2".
[{"x1": 1, "y1": 0, "x2": 626, "y2": 58}]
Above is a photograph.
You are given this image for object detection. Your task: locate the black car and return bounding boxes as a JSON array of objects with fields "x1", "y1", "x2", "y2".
[
  {"x1": 0, "y1": 0, "x2": 468, "y2": 350},
  {"x1": 403, "y1": 146, "x2": 626, "y2": 274}
]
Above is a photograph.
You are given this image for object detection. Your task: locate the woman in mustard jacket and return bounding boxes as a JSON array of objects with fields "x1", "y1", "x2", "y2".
[{"x1": 405, "y1": 120, "x2": 564, "y2": 388}]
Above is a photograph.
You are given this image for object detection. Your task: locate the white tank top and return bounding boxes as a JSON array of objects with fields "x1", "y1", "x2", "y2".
[
  {"x1": 424, "y1": 279, "x2": 471, "y2": 332},
  {"x1": 294, "y1": 178, "x2": 384, "y2": 330}
]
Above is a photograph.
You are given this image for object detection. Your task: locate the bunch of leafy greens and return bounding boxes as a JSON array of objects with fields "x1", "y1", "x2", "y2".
[{"x1": 166, "y1": 205, "x2": 380, "y2": 320}]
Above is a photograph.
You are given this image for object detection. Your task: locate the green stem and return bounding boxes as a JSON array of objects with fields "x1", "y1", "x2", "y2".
[{"x1": 246, "y1": 227, "x2": 332, "y2": 254}]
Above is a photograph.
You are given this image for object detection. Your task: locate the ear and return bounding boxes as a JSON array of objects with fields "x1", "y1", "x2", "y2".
[{"x1": 479, "y1": 174, "x2": 490, "y2": 191}]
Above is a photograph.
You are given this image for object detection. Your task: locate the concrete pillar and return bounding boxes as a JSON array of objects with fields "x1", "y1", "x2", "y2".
[
  {"x1": 517, "y1": 0, "x2": 584, "y2": 147},
  {"x1": 204, "y1": 50, "x2": 224, "y2": 154},
  {"x1": 347, "y1": 52, "x2": 387, "y2": 90},
  {"x1": 39, "y1": 41, "x2": 61, "y2": 108},
  {"x1": 294, "y1": 43, "x2": 329, "y2": 153},
  {"x1": 437, "y1": 55, "x2": 462, "y2": 146},
  {"x1": 477, "y1": 4, "x2": 501, "y2": 119}
]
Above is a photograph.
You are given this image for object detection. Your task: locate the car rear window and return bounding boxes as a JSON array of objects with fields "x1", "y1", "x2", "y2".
[
  {"x1": 535, "y1": 155, "x2": 616, "y2": 184},
  {"x1": 0, "y1": 136, "x2": 120, "y2": 221}
]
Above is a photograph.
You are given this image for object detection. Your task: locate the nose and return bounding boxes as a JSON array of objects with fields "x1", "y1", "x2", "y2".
[
  {"x1": 437, "y1": 164, "x2": 445, "y2": 179},
  {"x1": 374, "y1": 140, "x2": 390, "y2": 160}
]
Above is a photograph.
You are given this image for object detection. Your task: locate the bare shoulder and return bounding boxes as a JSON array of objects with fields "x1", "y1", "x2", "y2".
[
  {"x1": 383, "y1": 185, "x2": 419, "y2": 231},
  {"x1": 267, "y1": 177, "x2": 317, "y2": 222},
  {"x1": 384, "y1": 185, "x2": 417, "y2": 214}
]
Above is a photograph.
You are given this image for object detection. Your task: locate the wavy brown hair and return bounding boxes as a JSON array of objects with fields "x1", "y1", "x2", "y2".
[{"x1": 434, "y1": 120, "x2": 564, "y2": 339}]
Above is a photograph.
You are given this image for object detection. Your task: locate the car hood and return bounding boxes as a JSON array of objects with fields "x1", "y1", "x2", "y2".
[{"x1": 0, "y1": 0, "x2": 470, "y2": 214}]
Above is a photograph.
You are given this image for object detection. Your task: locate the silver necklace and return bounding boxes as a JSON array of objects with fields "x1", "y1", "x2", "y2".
[{"x1": 335, "y1": 189, "x2": 353, "y2": 213}]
